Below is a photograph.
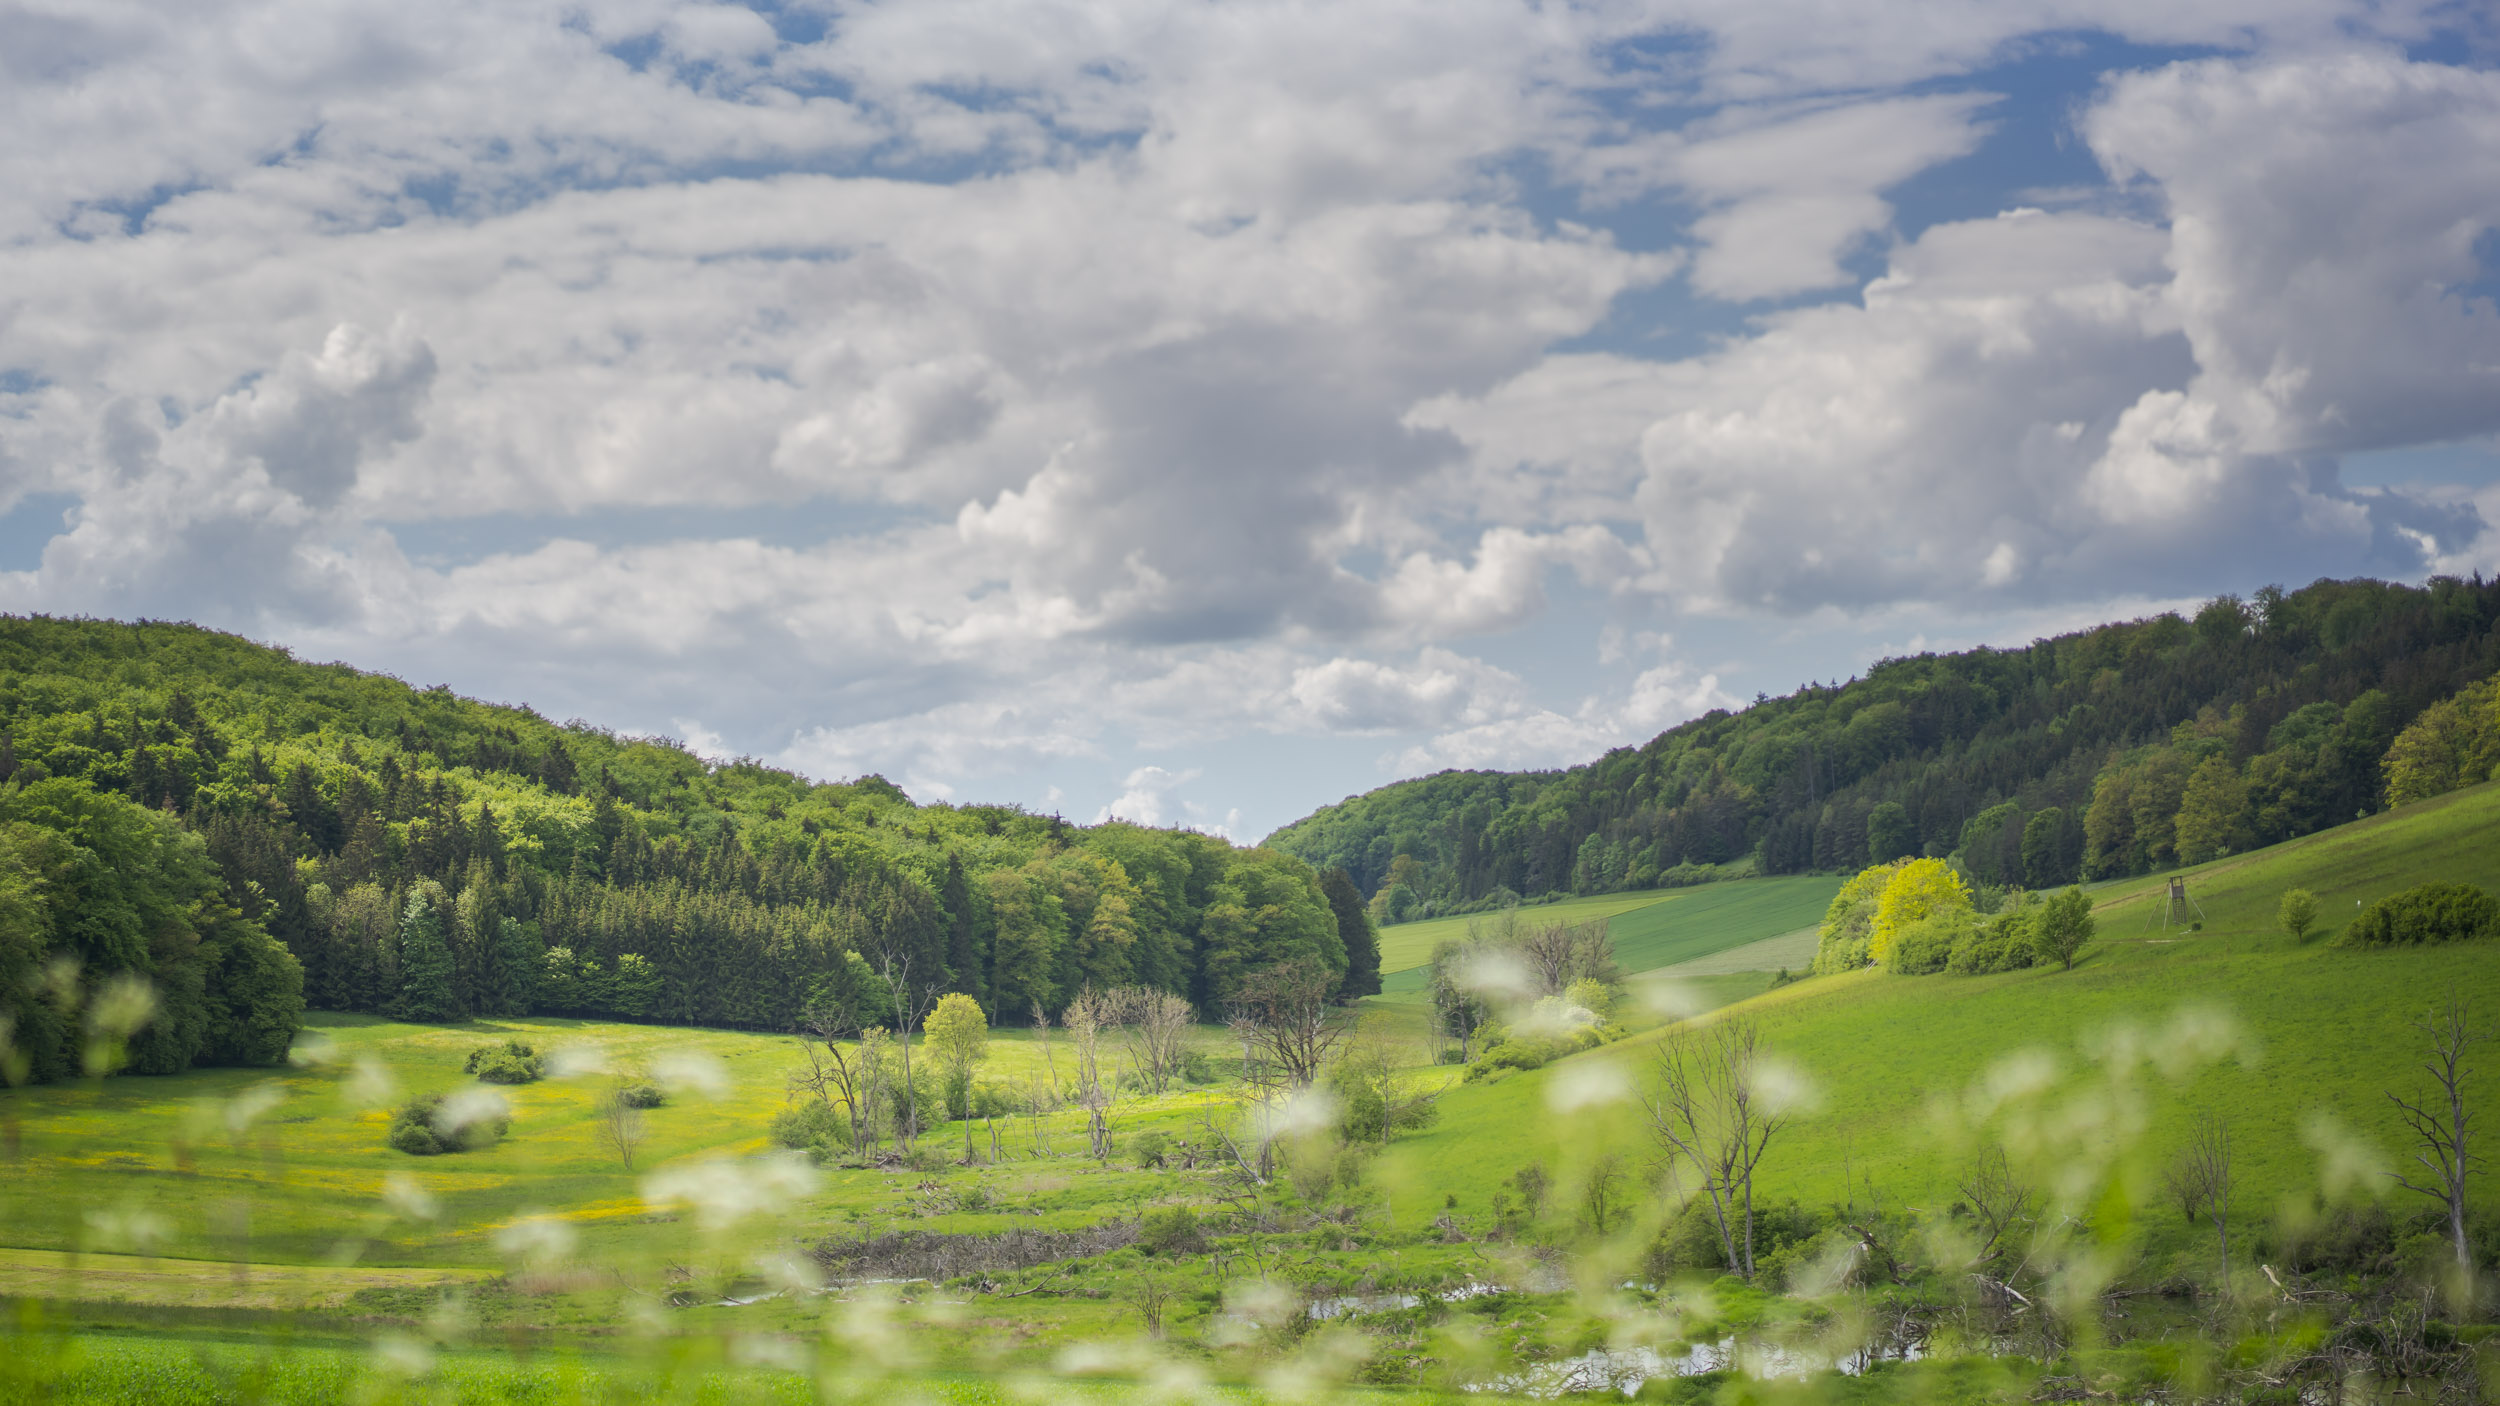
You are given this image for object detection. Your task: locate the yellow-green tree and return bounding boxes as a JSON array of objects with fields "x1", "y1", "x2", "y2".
[
  {"x1": 2172, "y1": 756, "x2": 2252, "y2": 865},
  {"x1": 1870, "y1": 858, "x2": 1971, "y2": 967},
  {"x1": 924, "y1": 992, "x2": 990, "y2": 1136},
  {"x1": 2383, "y1": 675, "x2": 2500, "y2": 807},
  {"x1": 1812, "y1": 861, "x2": 1904, "y2": 973}
]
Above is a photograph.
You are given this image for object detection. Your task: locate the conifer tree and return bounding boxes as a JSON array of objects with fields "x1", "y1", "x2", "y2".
[
  {"x1": 940, "y1": 852, "x2": 985, "y2": 1004},
  {"x1": 394, "y1": 886, "x2": 463, "y2": 1022},
  {"x1": 1321, "y1": 868, "x2": 1381, "y2": 999}
]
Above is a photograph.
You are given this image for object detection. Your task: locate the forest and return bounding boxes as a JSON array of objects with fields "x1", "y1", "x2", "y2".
[
  {"x1": 1270, "y1": 576, "x2": 2500, "y2": 919},
  {"x1": 0, "y1": 618, "x2": 1380, "y2": 1084}
]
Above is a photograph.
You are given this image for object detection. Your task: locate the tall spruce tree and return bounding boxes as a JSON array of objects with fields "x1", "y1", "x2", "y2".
[
  {"x1": 1320, "y1": 868, "x2": 1381, "y2": 999},
  {"x1": 394, "y1": 886, "x2": 462, "y2": 1022},
  {"x1": 940, "y1": 852, "x2": 983, "y2": 1004}
]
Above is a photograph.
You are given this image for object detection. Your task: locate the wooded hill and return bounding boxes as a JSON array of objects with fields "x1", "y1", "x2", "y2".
[
  {"x1": 0, "y1": 618, "x2": 1378, "y2": 1083},
  {"x1": 1267, "y1": 577, "x2": 2500, "y2": 918}
]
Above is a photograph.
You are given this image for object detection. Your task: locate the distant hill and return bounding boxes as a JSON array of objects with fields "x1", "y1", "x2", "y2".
[
  {"x1": 1267, "y1": 577, "x2": 2500, "y2": 918},
  {"x1": 0, "y1": 618, "x2": 1369, "y2": 1081}
]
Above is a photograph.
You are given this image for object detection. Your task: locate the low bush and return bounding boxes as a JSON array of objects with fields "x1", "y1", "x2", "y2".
[
  {"x1": 1139, "y1": 1206, "x2": 1205, "y2": 1255},
  {"x1": 771, "y1": 1100, "x2": 845, "y2": 1162},
  {"x1": 1130, "y1": 1131, "x2": 1168, "y2": 1169},
  {"x1": 464, "y1": 1040, "x2": 543, "y2": 1084},
  {"x1": 616, "y1": 1081, "x2": 665, "y2": 1108},
  {"x1": 1886, "y1": 912, "x2": 1969, "y2": 975},
  {"x1": 387, "y1": 1091, "x2": 508, "y2": 1155},
  {"x1": 2339, "y1": 882, "x2": 2500, "y2": 947},
  {"x1": 1946, "y1": 910, "x2": 2037, "y2": 975}
]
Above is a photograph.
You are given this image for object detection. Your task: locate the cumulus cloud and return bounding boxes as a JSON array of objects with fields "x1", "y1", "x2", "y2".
[{"x1": 0, "y1": 2, "x2": 2490, "y2": 836}]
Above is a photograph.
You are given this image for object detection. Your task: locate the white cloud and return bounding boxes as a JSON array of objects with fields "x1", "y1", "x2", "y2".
[{"x1": 0, "y1": 6, "x2": 2490, "y2": 836}]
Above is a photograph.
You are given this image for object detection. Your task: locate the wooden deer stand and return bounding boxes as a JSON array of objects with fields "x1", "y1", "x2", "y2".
[{"x1": 2144, "y1": 875, "x2": 2207, "y2": 933}]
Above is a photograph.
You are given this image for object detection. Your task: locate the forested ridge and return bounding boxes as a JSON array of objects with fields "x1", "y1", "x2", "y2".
[
  {"x1": 0, "y1": 617, "x2": 1378, "y2": 1083},
  {"x1": 1269, "y1": 577, "x2": 2500, "y2": 918}
]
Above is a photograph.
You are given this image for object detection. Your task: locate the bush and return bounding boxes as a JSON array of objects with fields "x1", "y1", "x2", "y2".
[
  {"x1": 388, "y1": 1092, "x2": 507, "y2": 1156},
  {"x1": 1139, "y1": 1206, "x2": 1206, "y2": 1255},
  {"x1": 2339, "y1": 882, "x2": 2500, "y2": 948},
  {"x1": 1130, "y1": 1131, "x2": 1169, "y2": 1169},
  {"x1": 1887, "y1": 912, "x2": 1970, "y2": 975},
  {"x1": 771, "y1": 1100, "x2": 844, "y2": 1161},
  {"x1": 616, "y1": 1082, "x2": 665, "y2": 1109},
  {"x1": 1946, "y1": 910, "x2": 2037, "y2": 975},
  {"x1": 464, "y1": 1040, "x2": 543, "y2": 1084}
]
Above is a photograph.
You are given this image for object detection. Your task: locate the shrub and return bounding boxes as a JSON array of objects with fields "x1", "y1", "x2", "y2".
[
  {"x1": 388, "y1": 1092, "x2": 507, "y2": 1156},
  {"x1": 1130, "y1": 1131, "x2": 1169, "y2": 1169},
  {"x1": 1946, "y1": 910, "x2": 2037, "y2": 975},
  {"x1": 616, "y1": 1082, "x2": 665, "y2": 1109},
  {"x1": 2339, "y1": 882, "x2": 2500, "y2": 948},
  {"x1": 464, "y1": 1040, "x2": 543, "y2": 1084},
  {"x1": 1886, "y1": 911, "x2": 1971, "y2": 974},
  {"x1": 771, "y1": 1100, "x2": 844, "y2": 1161},
  {"x1": 1139, "y1": 1206, "x2": 1205, "y2": 1255}
]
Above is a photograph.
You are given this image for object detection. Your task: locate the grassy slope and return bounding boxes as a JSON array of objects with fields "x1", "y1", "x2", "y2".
[
  {"x1": 1374, "y1": 892, "x2": 1680, "y2": 975},
  {"x1": 1368, "y1": 782, "x2": 2500, "y2": 1267},
  {"x1": 1376, "y1": 875, "x2": 1842, "y2": 999}
]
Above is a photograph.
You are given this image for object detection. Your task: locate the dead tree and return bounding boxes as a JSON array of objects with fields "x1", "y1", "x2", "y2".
[
  {"x1": 1643, "y1": 1018, "x2": 1786, "y2": 1279},
  {"x1": 1231, "y1": 959, "x2": 1342, "y2": 1090},
  {"x1": 1110, "y1": 986, "x2": 1194, "y2": 1094},
  {"x1": 1958, "y1": 1145, "x2": 2037, "y2": 1269},
  {"x1": 2164, "y1": 1113, "x2": 2233, "y2": 1287},
  {"x1": 875, "y1": 950, "x2": 940, "y2": 1150},
  {"x1": 1065, "y1": 986, "x2": 1114, "y2": 1160},
  {"x1": 791, "y1": 1008, "x2": 871, "y2": 1159},
  {"x1": 593, "y1": 1083, "x2": 648, "y2": 1170},
  {"x1": 1515, "y1": 919, "x2": 1619, "y2": 997},
  {"x1": 2389, "y1": 999, "x2": 2486, "y2": 1277}
]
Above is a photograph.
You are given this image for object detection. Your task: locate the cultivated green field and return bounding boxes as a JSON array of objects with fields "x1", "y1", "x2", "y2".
[{"x1": 1375, "y1": 873, "x2": 1842, "y2": 999}]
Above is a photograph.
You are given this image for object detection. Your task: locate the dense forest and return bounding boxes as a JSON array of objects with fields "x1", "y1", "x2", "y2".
[
  {"x1": 0, "y1": 618, "x2": 1380, "y2": 1083},
  {"x1": 1269, "y1": 577, "x2": 2500, "y2": 919}
]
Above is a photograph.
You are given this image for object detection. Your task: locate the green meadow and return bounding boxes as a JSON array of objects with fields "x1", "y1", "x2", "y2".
[{"x1": 3, "y1": 783, "x2": 2498, "y2": 1399}]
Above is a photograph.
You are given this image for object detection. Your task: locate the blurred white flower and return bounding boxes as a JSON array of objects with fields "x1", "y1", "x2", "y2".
[
  {"x1": 82, "y1": 1204, "x2": 173, "y2": 1255},
  {"x1": 493, "y1": 1213, "x2": 579, "y2": 1269},
  {"x1": 344, "y1": 1054, "x2": 398, "y2": 1109},
  {"x1": 652, "y1": 1050, "x2": 731, "y2": 1101},
  {"x1": 286, "y1": 1031, "x2": 341, "y2": 1068},
  {"x1": 546, "y1": 1043, "x2": 610, "y2": 1080},
  {"x1": 224, "y1": 1082, "x2": 287, "y2": 1136},
  {"x1": 641, "y1": 1153, "x2": 820, "y2": 1230},
  {"x1": 1745, "y1": 1055, "x2": 1820, "y2": 1116},
  {"x1": 1545, "y1": 1060, "x2": 1631, "y2": 1113},
  {"x1": 433, "y1": 1087, "x2": 510, "y2": 1136},
  {"x1": 381, "y1": 1173, "x2": 440, "y2": 1223}
]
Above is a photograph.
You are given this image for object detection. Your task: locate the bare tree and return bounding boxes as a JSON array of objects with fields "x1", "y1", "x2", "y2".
[
  {"x1": 1642, "y1": 1019, "x2": 1787, "y2": 1279},
  {"x1": 2164, "y1": 1113, "x2": 2233, "y2": 1286},
  {"x1": 1065, "y1": 986, "x2": 1114, "y2": 1160},
  {"x1": 2389, "y1": 999, "x2": 2486, "y2": 1277},
  {"x1": 593, "y1": 1083, "x2": 647, "y2": 1170},
  {"x1": 1957, "y1": 1145, "x2": 2036, "y2": 1269},
  {"x1": 876, "y1": 950, "x2": 940, "y2": 1150},
  {"x1": 1426, "y1": 940, "x2": 1492, "y2": 1063},
  {"x1": 790, "y1": 1009, "x2": 871, "y2": 1159},
  {"x1": 1130, "y1": 1261, "x2": 1175, "y2": 1338},
  {"x1": 1516, "y1": 919, "x2": 1618, "y2": 997},
  {"x1": 1231, "y1": 959, "x2": 1343, "y2": 1090},
  {"x1": 1029, "y1": 1000, "x2": 1061, "y2": 1106},
  {"x1": 1109, "y1": 987, "x2": 1194, "y2": 1094}
]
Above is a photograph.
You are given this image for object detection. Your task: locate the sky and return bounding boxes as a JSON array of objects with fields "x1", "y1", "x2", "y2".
[{"x1": 1, "y1": 1, "x2": 2497, "y2": 842}]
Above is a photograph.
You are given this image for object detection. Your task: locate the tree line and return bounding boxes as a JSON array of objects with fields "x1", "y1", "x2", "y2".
[
  {"x1": 1270, "y1": 577, "x2": 2500, "y2": 914},
  {"x1": 0, "y1": 617, "x2": 1383, "y2": 1081}
]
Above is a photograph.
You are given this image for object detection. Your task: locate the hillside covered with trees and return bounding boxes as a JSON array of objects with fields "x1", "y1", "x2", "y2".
[
  {"x1": 1269, "y1": 577, "x2": 2500, "y2": 918},
  {"x1": 0, "y1": 618, "x2": 1379, "y2": 1083}
]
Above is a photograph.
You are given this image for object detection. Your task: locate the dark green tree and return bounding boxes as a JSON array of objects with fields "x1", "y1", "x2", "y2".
[
  {"x1": 393, "y1": 885, "x2": 462, "y2": 1022},
  {"x1": 1321, "y1": 867, "x2": 1380, "y2": 999}
]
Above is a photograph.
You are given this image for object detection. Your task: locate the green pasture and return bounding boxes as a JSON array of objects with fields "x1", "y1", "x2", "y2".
[
  {"x1": 1376, "y1": 874, "x2": 1841, "y2": 999},
  {"x1": 1362, "y1": 781, "x2": 2500, "y2": 1276},
  {"x1": 1372, "y1": 890, "x2": 1680, "y2": 975}
]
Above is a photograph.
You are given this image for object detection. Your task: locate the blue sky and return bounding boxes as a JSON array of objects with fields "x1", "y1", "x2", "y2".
[{"x1": 0, "y1": 0, "x2": 2495, "y2": 839}]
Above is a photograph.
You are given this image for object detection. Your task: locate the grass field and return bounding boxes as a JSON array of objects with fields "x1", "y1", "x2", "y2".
[
  {"x1": 1358, "y1": 780, "x2": 2500, "y2": 1278},
  {"x1": 1376, "y1": 873, "x2": 1841, "y2": 999},
  {"x1": 4, "y1": 785, "x2": 2498, "y2": 1397}
]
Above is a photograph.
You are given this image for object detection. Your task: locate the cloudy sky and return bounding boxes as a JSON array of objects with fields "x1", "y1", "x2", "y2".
[{"x1": 2, "y1": 1, "x2": 2497, "y2": 839}]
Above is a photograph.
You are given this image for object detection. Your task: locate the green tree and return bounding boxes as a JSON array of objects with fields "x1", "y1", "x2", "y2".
[
  {"x1": 2021, "y1": 807, "x2": 2077, "y2": 888},
  {"x1": 393, "y1": 886, "x2": 462, "y2": 1023},
  {"x1": 2278, "y1": 888, "x2": 2318, "y2": 943},
  {"x1": 1865, "y1": 802, "x2": 1918, "y2": 864},
  {"x1": 924, "y1": 991, "x2": 989, "y2": 1131},
  {"x1": 1320, "y1": 867, "x2": 1380, "y2": 999},
  {"x1": 2029, "y1": 887, "x2": 2095, "y2": 971},
  {"x1": 2172, "y1": 756, "x2": 2252, "y2": 866}
]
